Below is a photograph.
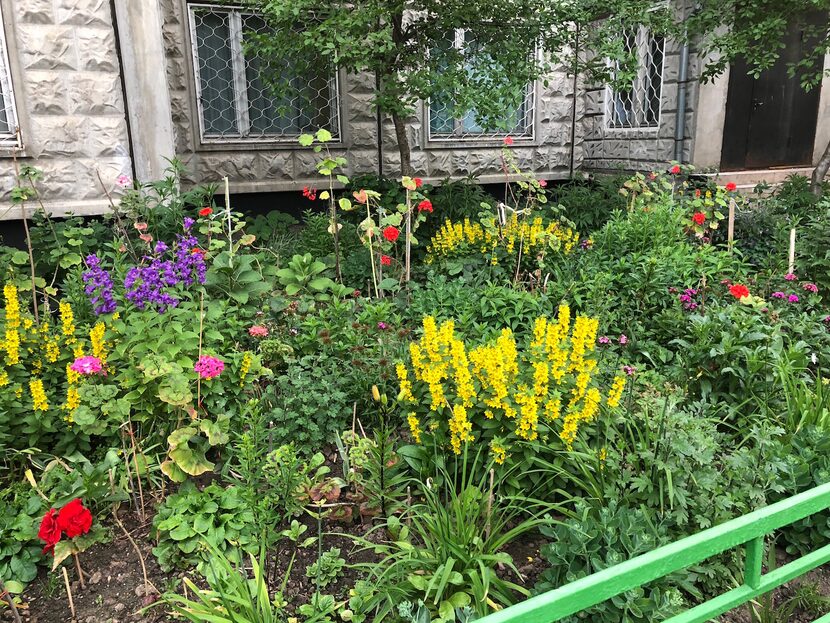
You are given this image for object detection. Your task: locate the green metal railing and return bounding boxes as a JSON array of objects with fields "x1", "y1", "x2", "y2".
[{"x1": 478, "y1": 482, "x2": 830, "y2": 623}]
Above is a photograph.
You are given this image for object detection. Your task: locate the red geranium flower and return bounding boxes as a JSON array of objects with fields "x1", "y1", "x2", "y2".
[
  {"x1": 353, "y1": 189, "x2": 368, "y2": 204},
  {"x1": 383, "y1": 226, "x2": 400, "y2": 242},
  {"x1": 694, "y1": 189, "x2": 701, "y2": 198},
  {"x1": 199, "y1": 207, "x2": 213, "y2": 217},
  {"x1": 729, "y1": 284, "x2": 750, "y2": 300},
  {"x1": 503, "y1": 136, "x2": 514, "y2": 146},
  {"x1": 57, "y1": 499, "x2": 93, "y2": 539},
  {"x1": 725, "y1": 182, "x2": 737, "y2": 192},
  {"x1": 417, "y1": 200, "x2": 433, "y2": 213},
  {"x1": 380, "y1": 255, "x2": 392, "y2": 266},
  {"x1": 414, "y1": 178, "x2": 423, "y2": 188},
  {"x1": 191, "y1": 247, "x2": 205, "y2": 255},
  {"x1": 692, "y1": 212, "x2": 706, "y2": 225},
  {"x1": 38, "y1": 509, "x2": 61, "y2": 555},
  {"x1": 670, "y1": 165, "x2": 681, "y2": 175},
  {"x1": 302, "y1": 186, "x2": 317, "y2": 201}
]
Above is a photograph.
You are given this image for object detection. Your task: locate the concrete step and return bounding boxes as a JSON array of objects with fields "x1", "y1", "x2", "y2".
[{"x1": 701, "y1": 167, "x2": 816, "y2": 190}]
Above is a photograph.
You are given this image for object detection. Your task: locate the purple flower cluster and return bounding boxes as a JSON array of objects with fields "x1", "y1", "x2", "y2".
[
  {"x1": 677, "y1": 288, "x2": 700, "y2": 311},
  {"x1": 82, "y1": 255, "x2": 116, "y2": 315},
  {"x1": 124, "y1": 233, "x2": 207, "y2": 312}
]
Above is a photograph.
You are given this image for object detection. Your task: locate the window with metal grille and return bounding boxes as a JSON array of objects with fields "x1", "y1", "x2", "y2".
[
  {"x1": 187, "y1": 4, "x2": 340, "y2": 143},
  {"x1": 428, "y1": 30, "x2": 535, "y2": 141},
  {"x1": 0, "y1": 5, "x2": 19, "y2": 147},
  {"x1": 606, "y1": 27, "x2": 664, "y2": 129}
]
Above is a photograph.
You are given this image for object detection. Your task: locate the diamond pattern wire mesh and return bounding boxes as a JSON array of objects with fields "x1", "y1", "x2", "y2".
[
  {"x1": 188, "y1": 4, "x2": 340, "y2": 142},
  {"x1": 606, "y1": 27, "x2": 665, "y2": 129},
  {"x1": 428, "y1": 30, "x2": 535, "y2": 141},
  {"x1": 0, "y1": 8, "x2": 19, "y2": 146}
]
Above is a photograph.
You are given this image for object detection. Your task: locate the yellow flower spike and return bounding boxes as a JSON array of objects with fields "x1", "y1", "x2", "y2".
[
  {"x1": 29, "y1": 378, "x2": 48, "y2": 411},
  {"x1": 449, "y1": 403, "x2": 473, "y2": 454},
  {"x1": 407, "y1": 412, "x2": 422, "y2": 444},
  {"x1": 3, "y1": 284, "x2": 21, "y2": 330},
  {"x1": 607, "y1": 375, "x2": 626, "y2": 408},
  {"x1": 59, "y1": 301, "x2": 76, "y2": 339},
  {"x1": 90, "y1": 322, "x2": 107, "y2": 366},
  {"x1": 239, "y1": 351, "x2": 253, "y2": 387}
]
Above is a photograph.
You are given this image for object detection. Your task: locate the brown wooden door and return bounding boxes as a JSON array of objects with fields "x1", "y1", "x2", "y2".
[{"x1": 720, "y1": 16, "x2": 823, "y2": 170}]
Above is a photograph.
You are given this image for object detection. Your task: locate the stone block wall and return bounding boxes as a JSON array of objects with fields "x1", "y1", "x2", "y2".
[
  {"x1": 0, "y1": 0, "x2": 132, "y2": 219},
  {"x1": 160, "y1": 0, "x2": 581, "y2": 193},
  {"x1": 581, "y1": 37, "x2": 697, "y2": 173}
]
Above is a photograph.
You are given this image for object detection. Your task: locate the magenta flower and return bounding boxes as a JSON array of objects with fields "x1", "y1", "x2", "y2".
[
  {"x1": 623, "y1": 365, "x2": 636, "y2": 376},
  {"x1": 377, "y1": 322, "x2": 388, "y2": 330},
  {"x1": 784, "y1": 273, "x2": 797, "y2": 281},
  {"x1": 618, "y1": 334, "x2": 628, "y2": 345},
  {"x1": 70, "y1": 356, "x2": 104, "y2": 376},
  {"x1": 598, "y1": 336, "x2": 611, "y2": 345},
  {"x1": 116, "y1": 174, "x2": 132, "y2": 188},
  {"x1": 771, "y1": 291, "x2": 786, "y2": 299},
  {"x1": 194, "y1": 355, "x2": 224, "y2": 380},
  {"x1": 248, "y1": 325, "x2": 269, "y2": 338},
  {"x1": 803, "y1": 282, "x2": 818, "y2": 293},
  {"x1": 788, "y1": 294, "x2": 800, "y2": 303}
]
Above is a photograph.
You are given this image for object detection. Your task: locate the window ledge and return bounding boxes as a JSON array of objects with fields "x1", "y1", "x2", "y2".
[
  {"x1": 194, "y1": 139, "x2": 346, "y2": 152},
  {"x1": 423, "y1": 137, "x2": 538, "y2": 150},
  {"x1": 0, "y1": 145, "x2": 27, "y2": 158}
]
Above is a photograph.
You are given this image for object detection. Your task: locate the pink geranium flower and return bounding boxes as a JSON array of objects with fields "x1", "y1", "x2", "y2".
[
  {"x1": 194, "y1": 355, "x2": 224, "y2": 380},
  {"x1": 70, "y1": 356, "x2": 104, "y2": 376},
  {"x1": 248, "y1": 325, "x2": 269, "y2": 338}
]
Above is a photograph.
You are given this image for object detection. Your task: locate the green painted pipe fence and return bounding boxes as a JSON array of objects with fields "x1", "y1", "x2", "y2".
[{"x1": 478, "y1": 481, "x2": 830, "y2": 623}]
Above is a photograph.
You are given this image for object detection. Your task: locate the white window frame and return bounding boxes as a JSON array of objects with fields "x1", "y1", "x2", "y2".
[
  {"x1": 426, "y1": 28, "x2": 536, "y2": 143},
  {"x1": 0, "y1": 3, "x2": 20, "y2": 148},
  {"x1": 186, "y1": 2, "x2": 341, "y2": 144},
  {"x1": 604, "y1": 25, "x2": 666, "y2": 132}
]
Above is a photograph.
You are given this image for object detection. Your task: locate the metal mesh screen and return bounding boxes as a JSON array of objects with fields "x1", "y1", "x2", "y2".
[
  {"x1": 428, "y1": 30, "x2": 535, "y2": 141},
  {"x1": 606, "y1": 27, "x2": 664, "y2": 129},
  {"x1": 0, "y1": 7, "x2": 19, "y2": 146},
  {"x1": 188, "y1": 4, "x2": 340, "y2": 142}
]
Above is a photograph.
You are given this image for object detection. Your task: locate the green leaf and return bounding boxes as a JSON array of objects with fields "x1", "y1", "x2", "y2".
[
  {"x1": 158, "y1": 373, "x2": 193, "y2": 406},
  {"x1": 336, "y1": 174, "x2": 350, "y2": 185},
  {"x1": 316, "y1": 128, "x2": 333, "y2": 142},
  {"x1": 59, "y1": 252, "x2": 82, "y2": 268},
  {"x1": 298, "y1": 134, "x2": 314, "y2": 147}
]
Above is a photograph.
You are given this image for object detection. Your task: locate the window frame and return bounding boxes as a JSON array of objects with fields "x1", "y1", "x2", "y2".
[
  {"x1": 603, "y1": 25, "x2": 666, "y2": 132},
  {"x1": 186, "y1": 2, "x2": 342, "y2": 145},
  {"x1": 0, "y1": 1, "x2": 20, "y2": 149},
  {"x1": 425, "y1": 28, "x2": 537, "y2": 144}
]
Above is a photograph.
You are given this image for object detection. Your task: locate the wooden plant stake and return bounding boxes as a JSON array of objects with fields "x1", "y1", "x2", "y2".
[
  {"x1": 62, "y1": 567, "x2": 77, "y2": 622},
  {"x1": 0, "y1": 578, "x2": 23, "y2": 623},
  {"x1": 727, "y1": 198, "x2": 736, "y2": 251},
  {"x1": 788, "y1": 228, "x2": 796, "y2": 274},
  {"x1": 74, "y1": 553, "x2": 86, "y2": 589}
]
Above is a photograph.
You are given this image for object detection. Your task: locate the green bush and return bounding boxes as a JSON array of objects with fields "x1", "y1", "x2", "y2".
[{"x1": 152, "y1": 482, "x2": 257, "y2": 577}]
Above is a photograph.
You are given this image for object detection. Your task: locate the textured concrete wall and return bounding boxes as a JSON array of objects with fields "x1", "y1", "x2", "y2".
[
  {"x1": 581, "y1": 38, "x2": 696, "y2": 173},
  {"x1": 160, "y1": 0, "x2": 580, "y2": 192},
  {"x1": 0, "y1": 0, "x2": 132, "y2": 220}
]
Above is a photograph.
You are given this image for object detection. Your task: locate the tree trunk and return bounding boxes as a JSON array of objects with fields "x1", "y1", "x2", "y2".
[
  {"x1": 812, "y1": 137, "x2": 830, "y2": 197},
  {"x1": 391, "y1": 111, "x2": 412, "y2": 177}
]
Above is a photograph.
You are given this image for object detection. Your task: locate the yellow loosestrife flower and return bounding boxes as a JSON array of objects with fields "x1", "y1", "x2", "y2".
[
  {"x1": 607, "y1": 375, "x2": 626, "y2": 408},
  {"x1": 407, "y1": 412, "x2": 422, "y2": 444},
  {"x1": 30, "y1": 378, "x2": 48, "y2": 411},
  {"x1": 90, "y1": 322, "x2": 107, "y2": 366}
]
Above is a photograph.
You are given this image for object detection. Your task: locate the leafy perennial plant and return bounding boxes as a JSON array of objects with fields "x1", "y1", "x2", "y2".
[{"x1": 397, "y1": 305, "x2": 626, "y2": 467}]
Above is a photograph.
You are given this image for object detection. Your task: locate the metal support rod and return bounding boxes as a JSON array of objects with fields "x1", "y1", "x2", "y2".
[{"x1": 673, "y1": 41, "x2": 690, "y2": 163}]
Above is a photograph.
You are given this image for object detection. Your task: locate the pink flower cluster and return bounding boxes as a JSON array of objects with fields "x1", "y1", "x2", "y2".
[
  {"x1": 194, "y1": 355, "x2": 224, "y2": 380},
  {"x1": 248, "y1": 325, "x2": 269, "y2": 338},
  {"x1": 69, "y1": 356, "x2": 104, "y2": 376}
]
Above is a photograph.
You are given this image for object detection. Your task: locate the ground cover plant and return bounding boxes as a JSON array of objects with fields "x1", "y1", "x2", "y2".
[{"x1": 2, "y1": 146, "x2": 830, "y2": 623}]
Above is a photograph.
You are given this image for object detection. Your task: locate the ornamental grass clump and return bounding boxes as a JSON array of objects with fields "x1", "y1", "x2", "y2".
[{"x1": 397, "y1": 304, "x2": 627, "y2": 465}]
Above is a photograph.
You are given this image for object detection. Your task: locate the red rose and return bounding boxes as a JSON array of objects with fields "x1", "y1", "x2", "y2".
[
  {"x1": 38, "y1": 508, "x2": 61, "y2": 555},
  {"x1": 725, "y1": 182, "x2": 737, "y2": 192},
  {"x1": 383, "y1": 226, "x2": 400, "y2": 242},
  {"x1": 414, "y1": 178, "x2": 423, "y2": 188},
  {"x1": 380, "y1": 255, "x2": 392, "y2": 266},
  {"x1": 417, "y1": 200, "x2": 433, "y2": 213},
  {"x1": 57, "y1": 499, "x2": 93, "y2": 539},
  {"x1": 692, "y1": 212, "x2": 706, "y2": 225},
  {"x1": 729, "y1": 284, "x2": 750, "y2": 300},
  {"x1": 199, "y1": 207, "x2": 213, "y2": 217},
  {"x1": 670, "y1": 165, "x2": 681, "y2": 175}
]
